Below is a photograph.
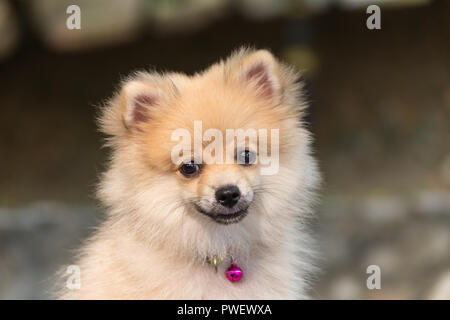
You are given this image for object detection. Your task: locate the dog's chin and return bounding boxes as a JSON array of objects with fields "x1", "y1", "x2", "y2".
[{"x1": 194, "y1": 204, "x2": 249, "y2": 225}]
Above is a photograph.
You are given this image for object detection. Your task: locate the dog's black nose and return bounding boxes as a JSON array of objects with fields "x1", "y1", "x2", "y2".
[{"x1": 215, "y1": 185, "x2": 241, "y2": 208}]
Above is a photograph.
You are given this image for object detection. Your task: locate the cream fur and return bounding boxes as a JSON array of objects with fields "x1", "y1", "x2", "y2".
[{"x1": 58, "y1": 48, "x2": 321, "y2": 299}]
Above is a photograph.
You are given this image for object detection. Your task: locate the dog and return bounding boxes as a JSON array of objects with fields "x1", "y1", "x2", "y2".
[{"x1": 58, "y1": 48, "x2": 320, "y2": 299}]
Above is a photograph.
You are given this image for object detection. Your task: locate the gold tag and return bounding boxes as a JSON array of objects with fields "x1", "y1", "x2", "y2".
[{"x1": 209, "y1": 256, "x2": 222, "y2": 273}]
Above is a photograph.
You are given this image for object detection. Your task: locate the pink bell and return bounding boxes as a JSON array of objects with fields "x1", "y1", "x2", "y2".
[{"x1": 226, "y1": 262, "x2": 243, "y2": 282}]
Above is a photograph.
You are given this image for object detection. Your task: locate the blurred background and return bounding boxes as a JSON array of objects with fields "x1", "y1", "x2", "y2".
[{"x1": 0, "y1": 0, "x2": 449, "y2": 299}]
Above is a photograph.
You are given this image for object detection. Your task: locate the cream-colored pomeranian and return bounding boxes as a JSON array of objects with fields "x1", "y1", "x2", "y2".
[{"x1": 59, "y1": 48, "x2": 320, "y2": 299}]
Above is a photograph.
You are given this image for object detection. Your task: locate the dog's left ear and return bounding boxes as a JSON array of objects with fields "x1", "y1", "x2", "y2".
[{"x1": 229, "y1": 49, "x2": 282, "y2": 102}]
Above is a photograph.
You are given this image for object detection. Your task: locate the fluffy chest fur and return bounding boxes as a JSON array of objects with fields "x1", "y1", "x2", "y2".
[{"x1": 62, "y1": 220, "x2": 313, "y2": 300}]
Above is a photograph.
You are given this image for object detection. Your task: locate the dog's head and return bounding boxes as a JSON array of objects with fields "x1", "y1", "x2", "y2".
[{"x1": 98, "y1": 48, "x2": 319, "y2": 257}]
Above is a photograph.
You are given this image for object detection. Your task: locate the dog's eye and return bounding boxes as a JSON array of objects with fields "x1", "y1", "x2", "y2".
[
  {"x1": 237, "y1": 150, "x2": 256, "y2": 166},
  {"x1": 179, "y1": 162, "x2": 201, "y2": 177}
]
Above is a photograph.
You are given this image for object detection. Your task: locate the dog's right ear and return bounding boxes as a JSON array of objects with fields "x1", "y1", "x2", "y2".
[
  {"x1": 99, "y1": 75, "x2": 176, "y2": 139},
  {"x1": 120, "y1": 80, "x2": 163, "y2": 129}
]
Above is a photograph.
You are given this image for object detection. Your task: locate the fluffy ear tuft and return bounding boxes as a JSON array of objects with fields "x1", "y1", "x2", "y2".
[
  {"x1": 245, "y1": 62, "x2": 274, "y2": 98},
  {"x1": 121, "y1": 80, "x2": 160, "y2": 128},
  {"x1": 234, "y1": 49, "x2": 281, "y2": 101}
]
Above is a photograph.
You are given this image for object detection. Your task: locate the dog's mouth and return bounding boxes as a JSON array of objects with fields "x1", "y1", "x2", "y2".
[
  {"x1": 212, "y1": 209, "x2": 248, "y2": 224},
  {"x1": 194, "y1": 204, "x2": 249, "y2": 225}
]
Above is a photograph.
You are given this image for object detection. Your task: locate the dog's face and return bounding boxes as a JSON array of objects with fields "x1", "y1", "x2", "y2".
[
  {"x1": 176, "y1": 148, "x2": 258, "y2": 225},
  {"x1": 99, "y1": 48, "x2": 318, "y2": 256}
]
